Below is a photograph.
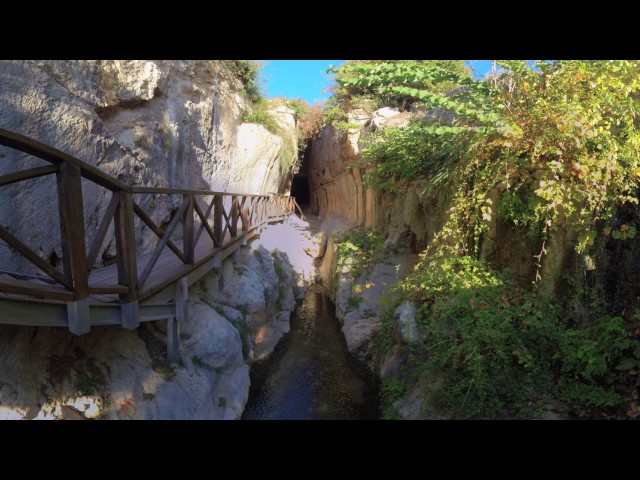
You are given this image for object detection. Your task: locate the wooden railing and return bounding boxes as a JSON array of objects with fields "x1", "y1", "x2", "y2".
[{"x1": 0, "y1": 128, "x2": 297, "y2": 334}]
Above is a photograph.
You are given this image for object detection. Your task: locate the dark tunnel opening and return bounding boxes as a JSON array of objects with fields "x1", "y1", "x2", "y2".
[
  {"x1": 290, "y1": 142, "x2": 312, "y2": 208},
  {"x1": 291, "y1": 176, "x2": 310, "y2": 207}
]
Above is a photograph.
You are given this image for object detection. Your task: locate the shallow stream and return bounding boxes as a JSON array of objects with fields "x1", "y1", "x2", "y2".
[{"x1": 243, "y1": 286, "x2": 379, "y2": 420}]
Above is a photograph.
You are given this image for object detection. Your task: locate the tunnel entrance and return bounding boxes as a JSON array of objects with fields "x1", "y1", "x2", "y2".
[
  {"x1": 291, "y1": 176, "x2": 310, "y2": 207},
  {"x1": 289, "y1": 142, "x2": 312, "y2": 208}
]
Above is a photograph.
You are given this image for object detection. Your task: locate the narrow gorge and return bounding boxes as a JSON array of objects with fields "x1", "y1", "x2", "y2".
[
  {"x1": 0, "y1": 60, "x2": 310, "y2": 419},
  {"x1": 2, "y1": 60, "x2": 640, "y2": 420}
]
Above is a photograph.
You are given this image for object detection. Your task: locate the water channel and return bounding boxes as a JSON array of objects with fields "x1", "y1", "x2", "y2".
[{"x1": 243, "y1": 285, "x2": 379, "y2": 420}]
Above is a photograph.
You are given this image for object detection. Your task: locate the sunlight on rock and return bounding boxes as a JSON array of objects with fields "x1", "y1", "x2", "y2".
[
  {"x1": 32, "y1": 396, "x2": 103, "y2": 420},
  {"x1": 0, "y1": 406, "x2": 26, "y2": 420}
]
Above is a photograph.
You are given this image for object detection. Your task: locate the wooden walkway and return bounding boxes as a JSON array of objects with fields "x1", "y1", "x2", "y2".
[{"x1": 0, "y1": 128, "x2": 303, "y2": 360}]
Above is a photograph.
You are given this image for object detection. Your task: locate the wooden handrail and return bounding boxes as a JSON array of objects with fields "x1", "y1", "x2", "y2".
[
  {"x1": 137, "y1": 197, "x2": 191, "y2": 288},
  {"x1": 0, "y1": 128, "x2": 298, "y2": 316},
  {"x1": 0, "y1": 128, "x2": 130, "y2": 191},
  {"x1": 193, "y1": 196, "x2": 216, "y2": 246},
  {"x1": 132, "y1": 202, "x2": 186, "y2": 262},
  {"x1": 0, "y1": 164, "x2": 58, "y2": 187}
]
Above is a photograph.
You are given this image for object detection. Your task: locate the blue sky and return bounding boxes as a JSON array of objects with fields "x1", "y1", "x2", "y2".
[
  {"x1": 263, "y1": 60, "x2": 495, "y2": 104},
  {"x1": 263, "y1": 60, "x2": 344, "y2": 104}
]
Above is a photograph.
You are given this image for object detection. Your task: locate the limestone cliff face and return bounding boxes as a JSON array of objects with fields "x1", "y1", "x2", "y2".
[
  {"x1": 0, "y1": 60, "x2": 300, "y2": 420},
  {"x1": 0, "y1": 60, "x2": 295, "y2": 273},
  {"x1": 0, "y1": 242, "x2": 302, "y2": 420},
  {"x1": 308, "y1": 108, "x2": 591, "y2": 419},
  {"x1": 308, "y1": 108, "x2": 437, "y2": 250}
]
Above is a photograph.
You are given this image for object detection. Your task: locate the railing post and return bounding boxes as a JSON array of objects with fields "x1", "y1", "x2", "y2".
[
  {"x1": 261, "y1": 196, "x2": 267, "y2": 222},
  {"x1": 114, "y1": 190, "x2": 139, "y2": 330},
  {"x1": 241, "y1": 199, "x2": 250, "y2": 247},
  {"x1": 168, "y1": 276, "x2": 188, "y2": 363},
  {"x1": 213, "y1": 194, "x2": 223, "y2": 247},
  {"x1": 263, "y1": 196, "x2": 268, "y2": 225},
  {"x1": 183, "y1": 194, "x2": 194, "y2": 264},
  {"x1": 257, "y1": 197, "x2": 264, "y2": 232},
  {"x1": 253, "y1": 198, "x2": 258, "y2": 229},
  {"x1": 211, "y1": 194, "x2": 223, "y2": 268},
  {"x1": 57, "y1": 162, "x2": 90, "y2": 335},
  {"x1": 230, "y1": 196, "x2": 238, "y2": 239},
  {"x1": 230, "y1": 196, "x2": 239, "y2": 260}
]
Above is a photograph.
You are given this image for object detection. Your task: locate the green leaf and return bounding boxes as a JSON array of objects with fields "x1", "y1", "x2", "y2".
[
  {"x1": 615, "y1": 358, "x2": 638, "y2": 370},
  {"x1": 627, "y1": 226, "x2": 636, "y2": 239}
]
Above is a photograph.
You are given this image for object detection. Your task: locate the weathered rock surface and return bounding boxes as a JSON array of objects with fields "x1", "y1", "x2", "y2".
[
  {"x1": 0, "y1": 224, "x2": 311, "y2": 420},
  {"x1": 307, "y1": 108, "x2": 452, "y2": 256},
  {"x1": 342, "y1": 313, "x2": 381, "y2": 358},
  {"x1": 0, "y1": 60, "x2": 302, "y2": 420},
  {"x1": 318, "y1": 223, "x2": 418, "y2": 370},
  {"x1": 309, "y1": 103, "x2": 581, "y2": 420},
  {"x1": 197, "y1": 246, "x2": 298, "y2": 362},
  {"x1": 393, "y1": 301, "x2": 419, "y2": 344},
  {"x1": 0, "y1": 60, "x2": 296, "y2": 273},
  {"x1": 303, "y1": 231, "x2": 327, "y2": 259},
  {"x1": 0, "y1": 298, "x2": 248, "y2": 420}
]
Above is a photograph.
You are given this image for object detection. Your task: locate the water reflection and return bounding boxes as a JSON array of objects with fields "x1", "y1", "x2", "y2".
[{"x1": 243, "y1": 286, "x2": 379, "y2": 420}]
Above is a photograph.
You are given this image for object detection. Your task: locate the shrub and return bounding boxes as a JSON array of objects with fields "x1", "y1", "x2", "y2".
[
  {"x1": 380, "y1": 251, "x2": 632, "y2": 418},
  {"x1": 286, "y1": 98, "x2": 324, "y2": 153},
  {"x1": 221, "y1": 60, "x2": 264, "y2": 103},
  {"x1": 240, "y1": 98, "x2": 280, "y2": 134},
  {"x1": 335, "y1": 228, "x2": 385, "y2": 278}
]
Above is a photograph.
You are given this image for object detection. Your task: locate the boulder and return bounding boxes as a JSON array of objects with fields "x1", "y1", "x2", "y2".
[{"x1": 393, "y1": 301, "x2": 419, "y2": 344}]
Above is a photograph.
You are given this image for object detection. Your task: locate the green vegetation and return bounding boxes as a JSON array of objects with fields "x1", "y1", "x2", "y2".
[
  {"x1": 224, "y1": 62, "x2": 301, "y2": 175},
  {"x1": 74, "y1": 370, "x2": 96, "y2": 396},
  {"x1": 615, "y1": 312, "x2": 640, "y2": 372},
  {"x1": 240, "y1": 98, "x2": 280, "y2": 134},
  {"x1": 363, "y1": 308, "x2": 376, "y2": 318},
  {"x1": 323, "y1": 60, "x2": 470, "y2": 131},
  {"x1": 192, "y1": 355, "x2": 222, "y2": 373},
  {"x1": 240, "y1": 97, "x2": 299, "y2": 175},
  {"x1": 380, "y1": 378, "x2": 405, "y2": 420},
  {"x1": 221, "y1": 60, "x2": 263, "y2": 103},
  {"x1": 338, "y1": 60, "x2": 640, "y2": 258},
  {"x1": 279, "y1": 146, "x2": 296, "y2": 175},
  {"x1": 378, "y1": 255, "x2": 633, "y2": 418},
  {"x1": 559, "y1": 382, "x2": 623, "y2": 408},
  {"x1": 275, "y1": 285, "x2": 286, "y2": 314},
  {"x1": 228, "y1": 317, "x2": 253, "y2": 359},
  {"x1": 154, "y1": 361, "x2": 177, "y2": 381},
  {"x1": 192, "y1": 355, "x2": 206, "y2": 368},
  {"x1": 272, "y1": 253, "x2": 287, "y2": 282},
  {"x1": 322, "y1": 104, "x2": 360, "y2": 132},
  {"x1": 335, "y1": 228, "x2": 385, "y2": 278},
  {"x1": 346, "y1": 294, "x2": 364, "y2": 312},
  {"x1": 285, "y1": 98, "x2": 323, "y2": 153},
  {"x1": 327, "y1": 60, "x2": 470, "y2": 114},
  {"x1": 325, "y1": 60, "x2": 640, "y2": 418}
]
